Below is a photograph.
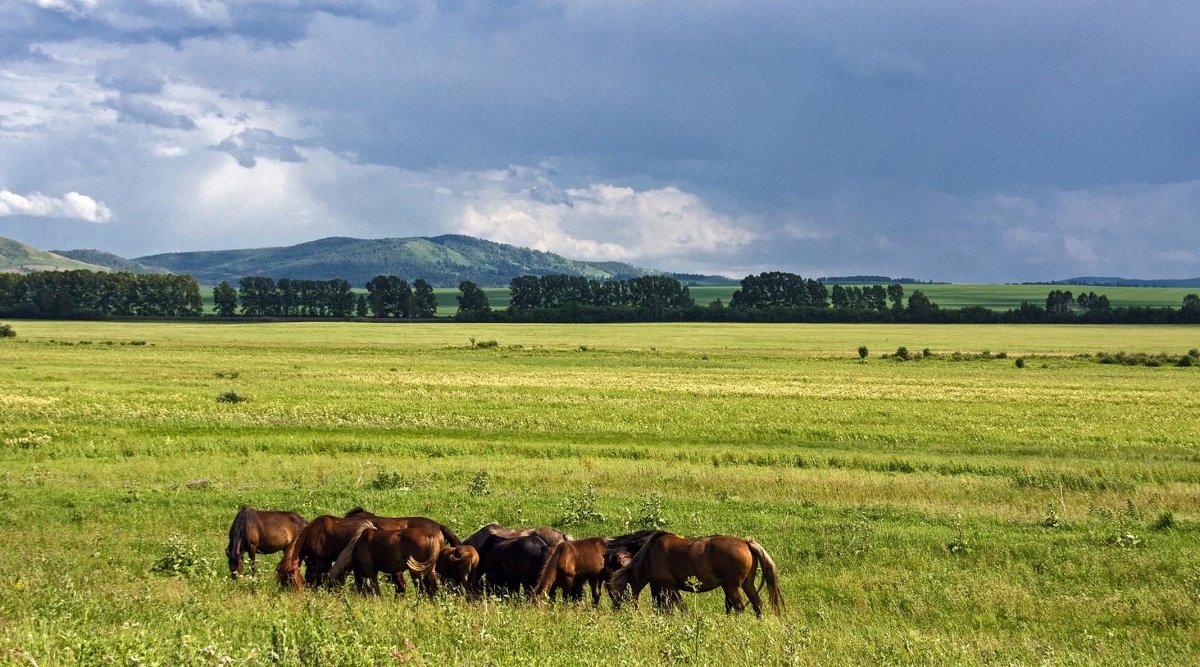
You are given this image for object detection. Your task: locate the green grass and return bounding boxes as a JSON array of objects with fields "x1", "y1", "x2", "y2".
[{"x1": 2, "y1": 321, "x2": 1199, "y2": 665}]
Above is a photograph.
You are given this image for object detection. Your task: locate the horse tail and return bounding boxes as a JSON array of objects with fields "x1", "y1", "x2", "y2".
[
  {"x1": 227, "y1": 506, "x2": 255, "y2": 577},
  {"x1": 406, "y1": 537, "x2": 440, "y2": 574},
  {"x1": 328, "y1": 522, "x2": 374, "y2": 583},
  {"x1": 439, "y1": 524, "x2": 462, "y2": 547},
  {"x1": 610, "y1": 531, "x2": 666, "y2": 597},
  {"x1": 532, "y1": 540, "x2": 567, "y2": 599},
  {"x1": 746, "y1": 538, "x2": 784, "y2": 615}
]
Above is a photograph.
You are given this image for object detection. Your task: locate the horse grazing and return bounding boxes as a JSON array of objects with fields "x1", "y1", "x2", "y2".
[
  {"x1": 472, "y1": 535, "x2": 551, "y2": 597},
  {"x1": 610, "y1": 531, "x2": 784, "y2": 617},
  {"x1": 532, "y1": 536, "x2": 610, "y2": 606},
  {"x1": 436, "y1": 545, "x2": 480, "y2": 592},
  {"x1": 327, "y1": 525, "x2": 444, "y2": 596},
  {"x1": 463, "y1": 523, "x2": 569, "y2": 550},
  {"x1": 276, "y1": 515, "x2": 374, "y2": 590},
  {"x1": 226, "y1": 507, "x2": 307, "y2": 579},
  {"x1": 344, "y1": 507, "x2": 462, "y2": 547}
]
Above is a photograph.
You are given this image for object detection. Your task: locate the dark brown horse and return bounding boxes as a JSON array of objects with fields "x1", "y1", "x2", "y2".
[
  {"x1": 327, "y1": 525, "x2": 443, "y2": 596},
  {"x1": 276, "y1": 515, "x2": 374, "y2": 590},
  {"x1": 463, "y1": 523, "x2": 569, "y2": 549},
  {"x1": 610, "y1": 531, "x2": 784, "y2": 617},
  {"x1": 344, "y1": 508, "x2": 462, "y2": 546},
  {"x1": 532, "y1": 536, "x2": 610, "y2": 605},
  {"x1": 226, "y1": 507, "x2": 307, "y2": 579},
  {"x1": 436, "y1": 545, "x2": 480, "y2": 591},
  {"x1": 472, "y1": 535, "x2": 551, "y2": 597}
]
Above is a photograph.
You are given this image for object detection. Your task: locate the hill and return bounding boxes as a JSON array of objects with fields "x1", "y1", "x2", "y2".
[
  {"x1": 137, "y1": 234, "x2": 651, "y2": 286},
  {"x1": 1042, "y1": 276, "x2": 1200, "y2": 288},
  {"x1": 0, "y1": 236, "x2": 110, "y2": 274},
  {"x1": 50, "y1": 248, "x2": 167, "y2": 274}
]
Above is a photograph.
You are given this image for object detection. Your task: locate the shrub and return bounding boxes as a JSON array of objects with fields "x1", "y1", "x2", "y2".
[
  {"x1": 922, "y1": 347, "x2": 932, "y2": 357},
  {"x1": 634, "y1": 493, "x2": 668, "y2": 530},
  {"x1": 996, "y1": 351, "x2": 1008, "y2": 359},
  {"x1": 369, "y1": 470, "x2": 410, "y2": 491},
  {"x1": 1015, "y1": 357, "x2": 1025, "y2": 369},
  {"x1": 216, "y1": 390, "x2": 247, "y2": 403},
  {"x1": 894, "y1": 346, "x2": 910, "y2": 361},
  {"x1": 558, "y1": 486, "x2": 605, "y2": 526},
  {"x1": 857, "y1": 345, "x2": 869, "y2": 360},
  {"x1": 467, "y1": 470, "x2": 492, "y2": 496},
  {"x1": 0, "y1": 323, "x2": 15, "y2": 338},
  {"x1": 1152, "y1": 511, "x2": 1176, "y2": 531},
  {"x1": 475, "y1": 339, "x2": 499, "y2": 349},
  {"x1": 152, "y1": 535, "x2": 215, "y2": 577},
  {"x1": 1178, "y1": 355, "x2": 1194, "y2": 367}
]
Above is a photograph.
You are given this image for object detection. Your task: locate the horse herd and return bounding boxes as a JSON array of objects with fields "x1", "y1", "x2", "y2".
[{"x1": 227, "y1": 506, "x2": 784, "y2": 617}]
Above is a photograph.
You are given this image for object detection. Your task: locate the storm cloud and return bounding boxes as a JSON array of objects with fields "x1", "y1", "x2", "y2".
[{"x1": 0, "y1": 0, "x2": 1197, "y2": 281}]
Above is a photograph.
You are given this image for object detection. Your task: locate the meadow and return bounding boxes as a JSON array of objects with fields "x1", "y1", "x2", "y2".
[{"x1": 1, "y1": 321, "x2": 1198, "y2": 665}]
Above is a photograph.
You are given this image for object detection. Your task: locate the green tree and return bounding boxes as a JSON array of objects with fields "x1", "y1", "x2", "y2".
[
  {"x1": 412, "y1": 279, "x2": 438, "y2": 318},
  {"x1": 456, "y1": 280, "x2": 491, "y2": 317},
  {"x1": 213, "y1": 281, "x2": 238, "y2": 317},
  {"x1": 886, "y1": 283, "x2": 905, "y2": 312},
  {"x1": 355, "y1": 294, "x2": 368, "y2": 318}
]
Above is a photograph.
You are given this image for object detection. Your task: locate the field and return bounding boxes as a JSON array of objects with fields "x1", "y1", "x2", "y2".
[{"x1": 2, "y1": 321, "x2": 1199, "y2": 665}]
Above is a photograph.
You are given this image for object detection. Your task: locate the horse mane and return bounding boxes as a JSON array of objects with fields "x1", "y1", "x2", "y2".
[
  {"x1": 344, "y1": 507, "x2": 371, "y2": 518},
  {"x1": 531, "y1": 540, "x2": 567, "y2": 599},
  {"x1": 327, "y1": 521, "x2": 376, "y2": 583},
  {"x1": 227, "y1": 506, "x2": 255, "y2": 571},
  {"x1": 609, "y1": 530, "x2": 669, "y2": 594}
]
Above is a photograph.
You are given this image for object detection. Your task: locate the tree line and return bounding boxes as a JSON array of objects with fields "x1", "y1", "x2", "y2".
[
  {"x1": 0, "y1": 270, "x2": 203, "y2": 318},
  {"x1": 3, "y1": 269, "x2": 1197, "y2": 324}
]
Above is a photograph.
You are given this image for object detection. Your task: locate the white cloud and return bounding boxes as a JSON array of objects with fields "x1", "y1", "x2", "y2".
[
  {"x1": 0, "y1": 188, "x2": 113, "y2": 222},
  {"x1": 456, "y1": 177, "x2": 755, "y2": 269}
]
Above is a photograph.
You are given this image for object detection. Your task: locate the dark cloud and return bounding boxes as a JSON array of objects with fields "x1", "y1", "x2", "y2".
[
  {"x1": 212, "y1": 128, "x2": 307, "y2": 168},
  {"x1": 97, "y1": 95, "x2": 196, "y2": 130},
  {"x1": 95, "y1": 60, "x2": 165, "y2": 94}
]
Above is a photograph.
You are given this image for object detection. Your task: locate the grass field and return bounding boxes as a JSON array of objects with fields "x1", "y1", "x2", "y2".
[
  {"x1": 198, "y1": 283, "x2": 1199, "y2": 317},
  {"x1": 2, "y1": 321, "x2": 1199, "y2": 665}
]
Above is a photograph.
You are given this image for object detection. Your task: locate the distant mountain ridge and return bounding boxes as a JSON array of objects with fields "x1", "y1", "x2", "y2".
[
  {"x1": 136, "y1": 234, "x2": 653, "y2": 286},
  {"x1": 0, "y1": 236, "x2": 110, "y2": 274},
  {"x1": 1036, "y1": 276, "x2": 1200, "y2": 288}
]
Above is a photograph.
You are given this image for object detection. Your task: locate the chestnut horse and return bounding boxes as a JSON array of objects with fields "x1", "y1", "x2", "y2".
[
  {"x1": 276, "y1": 515, "x2": 374, "y2": 590},
  {"x1": 603, "y1": 530, "x2": 659, "y2": 607},
  {"x1": 532, "y1": 537, "x2": 610, "y2": 605},
  {"x1": 610, "y1": 531, "x2": 784, "y2": 617},
  {"x1": 226, "y1": 507, "x2": 307, "y2": 579},
  {"x1": 436, "y1": 545, "x2": 480, "y2": 592},
  {"x1": 327, "y1": 525, "x2": 444, "y2": 596},
  {"x1": 344, "y1": 508, "x2": 462, "y2": 547}
]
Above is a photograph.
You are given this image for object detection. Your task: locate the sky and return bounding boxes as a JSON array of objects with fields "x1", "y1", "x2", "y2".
[{"x1": 1, "y1": 1, "x2": 1198, "y2": 282}]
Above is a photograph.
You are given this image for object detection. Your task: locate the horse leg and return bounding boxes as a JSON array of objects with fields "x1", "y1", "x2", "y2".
[
  {"x1": 393, "y1": 572, "x2": 407, "y2": 597},
  {"x1": 742, "y1": 577, "x2": 764, "y2": 618},
  {"x1": 424, "y1": 571, "x2": 439, "y2": 598},
  {"x1": 248, "y1": 546, "x2": 258, "y2": 576},
  {"x1": 651, "y1": 584, "x2": 670, "y2": 612},
  {"x1": 723, "y1": 582, "x2": 746, "y2": 615},
  {"x1": 589, "y1": 576, "x2": 603, "y2": 607}
]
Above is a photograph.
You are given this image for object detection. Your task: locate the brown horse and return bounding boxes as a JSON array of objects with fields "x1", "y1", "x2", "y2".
[
  {"x1": 464, "y1": 523, "x2": 570, "y2": 549},
  {"x1": 226, "y1": 507, "x2": 307, "y2": 579},
  {"x1": 610, "y1": 531, "x2": 784, "y2": 617},
  {"x1": 436, "y1": 545, "x2": 480, "y2": 591},
  {"x1": 327, "y1": 525, "x2": 443, "y2": 596},
  {"x1": 276, "y1": 515, "x2": 374, "y2": 590},
  {"x1": 532, "y1": 536, "x2": 610, "y2": 605},
  {"x1": 344, "y1": 508, "x2": 462, "y2": 547}
]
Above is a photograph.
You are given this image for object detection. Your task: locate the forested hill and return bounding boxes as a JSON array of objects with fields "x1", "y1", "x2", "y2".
[
  {"x1": 136, "y1": 234, "x2": 650, "y2": 286},
  {"x1": 51, "y1": 248, "x2": 166, "y2": 274},
  {"x1": 0, "y1": 236, "x2": 109, "y2": 273}
]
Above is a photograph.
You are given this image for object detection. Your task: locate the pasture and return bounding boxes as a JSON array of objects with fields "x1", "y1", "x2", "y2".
[{"x1": 1, "y1": 321, "x2": 1199, "y2": 665}]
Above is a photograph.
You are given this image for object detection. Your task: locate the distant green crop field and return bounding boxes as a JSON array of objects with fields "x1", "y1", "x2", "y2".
[
  {"x1": 688, "y1": 283, "x2": 1198, "y2": 310},
  {"x1": 1, "y1": 321, "x2": 1198, "y2": 664}
]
